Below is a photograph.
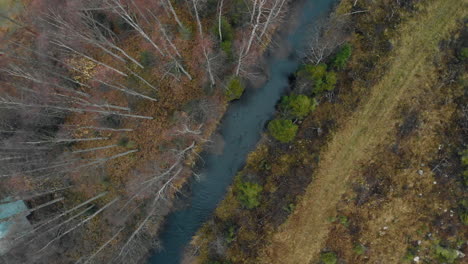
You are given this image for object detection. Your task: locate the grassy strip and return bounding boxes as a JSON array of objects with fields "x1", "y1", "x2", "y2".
[
  {"x1": 320, "y1": 20, "x2": 468, "y2": 263},
  {"x1": 260, "y1": 0, "x2": 467, "y2": 263}
]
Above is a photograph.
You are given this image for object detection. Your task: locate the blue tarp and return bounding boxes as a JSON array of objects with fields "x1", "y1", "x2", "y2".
[{"x1": 0, "y1": 198, "x2": 28, "y2": 239}]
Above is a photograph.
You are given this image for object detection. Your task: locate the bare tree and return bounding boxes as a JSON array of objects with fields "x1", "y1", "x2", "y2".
[
  {"x1": 44, "y1": 10, "x2": 144, "y2": 69},
  {"x1": 106, "y1": 0, "x2": 192, "y2": 80},
  {"x1": 11, "y1": 192, "x2": 108, "y2": 243},
  {"x1": 82, "y1": 227, "x2": 124, "y2": 264},
  {"x1": 192, "y1": 0, "x2": 215, "y2": 86},
  {"x1": 35, "y1": 198, "x2": 119, "y2": 253},
  {"x1": 0, "y1": 197, "x2": 64, "y2": 224},
  {"x1": 236, "y1": 0, "x2": 287, "y2": 76},
  {"x1": 164, "y1": 0, "x2": 185, "y2": 29},
  {"x1": 0, "y1": 98, "x2": 154, "y2": 119},
  {"x1": 305, "y1": 15, "x2": 350, "y2": 65},
  {"x1": 0, "y1": 0, "x2": 242, "y2": 262}
]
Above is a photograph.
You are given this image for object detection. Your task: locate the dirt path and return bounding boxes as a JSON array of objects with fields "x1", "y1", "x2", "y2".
[{"x1": 259, "y1": 0, "x2": 467, "y2": 263}]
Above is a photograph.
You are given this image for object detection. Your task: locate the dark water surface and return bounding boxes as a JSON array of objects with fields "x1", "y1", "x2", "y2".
[{"x1": 149, "y1": 0, "x2": 336, "y2": 263}]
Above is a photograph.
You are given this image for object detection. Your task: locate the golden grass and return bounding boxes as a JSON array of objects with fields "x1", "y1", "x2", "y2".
[{"x1": 258, "y1": 0, "x2": 467, "y2": 263}]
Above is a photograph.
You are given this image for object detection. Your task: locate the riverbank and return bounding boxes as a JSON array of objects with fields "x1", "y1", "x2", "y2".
[
  {"x1": 189, "y1": 0, "x2": 467, "y2": 263},
  {"x1": 147, "y1": 0, "x2": 339, "y2": 263}
]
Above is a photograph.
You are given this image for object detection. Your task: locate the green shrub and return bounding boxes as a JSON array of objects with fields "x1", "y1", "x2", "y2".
[
  {"x1": 236, "y1": 182, "x2": 262, "y2": 209},
  {"x1": 329, "y1": 215, "x2": 349, "y2": 227},
  {"x1": 283, "y1": 203, "x2": 295, "y2": 213},
  {"x1": 139, "y1": 51, "x2": 156, "y2": 68},
  {"x1": 267, "y1": 119, "x2": 298, "y2": 143},
  {"x1": 403, "y1": 244, "x2": 421, "y2": 262},
  {"x1": 459, "y1": 47, "x2": 468, "y2": 60},
  {"x1": 320, "y1": 252, "x2": 337, "y2": 264},
  {"x1": 353, "y1": 244, "x2": 366, "y2": 255},
  {"x1": 337, "y1": 215, "x2": 349, "y2": 227},
  {"x1": 298, "y1": 64, "x2": 337, "y2": 94},
  {"x1": 180, "y1": 25, "x2": 193, "y2": 40},
  {"x1": 460, "y1": 211, "x2": 468, "y2": 225},
  {"x1": 225, "y1": 225, "x2": 236, "y2": 244},
  {"x1": 225, "y1": 77, "x2": 245, "y2": 101},
  {"x1": 221, "y1": 40, "x2": 233, "y2": 58},
  {"x1": 280, "y1": 94, "x2": 318, "y2": 119},
  {"x1": 215, "y1": 17, "x2": 234, "y2": 58},
  {"x1": 461, "y1": 148, "x2": 468, "y2": 185},
  {"x1": 218, "y1": 16, "x2": 234, "y2": 42},
  {"x1": 403, "y1": 250, "x2": 415, "y2": 262},
  {"x1": 332, "y1": 43, "x2": 352, "y2": 69},
  {"x1": 321, "y1": 71, "x2": 337, "y2": 92},
  {"x1": 259, "y1": 159, "x2": 271, "y2": 171},
  {"x1": 229, "y1": 0, "x2": 249, "y2": 26},
  {"x1": 434, "y1": 245, "x2": 459, "y2": 263},
  {"x1": 461, "y1": 148, "x2": 468, "y2": 166},
  {"x1": 459, "y1": 199, "x2": 468, "y2": 225},
  {"x1": 117, "y1": 137, "x2": 129, "y2": 147},
  {"x1": 118, "y1": 137, "x2": 136, "y2": 148},
  {"x1": 299, "y1": 63, "x2": 327, "y2": 80}
]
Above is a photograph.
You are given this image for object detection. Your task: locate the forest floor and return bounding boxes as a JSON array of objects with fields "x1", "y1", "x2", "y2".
[{"x1": 258, "y1": 0, "x2": 467, "y2": 263}]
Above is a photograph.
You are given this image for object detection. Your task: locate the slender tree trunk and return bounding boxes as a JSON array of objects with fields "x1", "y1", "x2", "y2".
[
  {"x1": 26, "y1": 205, "x2": 94, "y2": 247},
  {"x1": 165, "y1": 0, "x2": 184, "y2": 29},
  {"x1": 127, "y1": 68, "x2": 158, "y2": 91},
  {"x1": 22, "y1": 137, "x2": 108, "y2": 145},
  {"x1": 71, "y1": 126, "x2": 133, "y2": 132},
  {"x1": 72, "y1": 144, "x2": 119, "y2": 154},
  {"x1": 72, "y1": 149, "x2": 138, "y2": 172},
  {"x1": 0, "y1": 187, "x2": 71, "y2": 207},
  {"x1": 93, "y1": 76, "x2": 158, "y2": 102},
  {"x1": 0, "y1": 100, "x2": 154, "y2": 119},
  {"x1": 109, "y1": 0, "x2": 165, "y2": 56},
  {"x1": 118, "y1": 168, "x2": 181, "y2": 258},
  {"x1": 0, "y1": 197, "x2": 64, "y2": 223},
  {"x1": 35, "y1": 198, "x2": 118, "y2": 253},
  {"x1": 218, "y1": 0, "x2": 224, "y2": 41},
  {"x1": 83, "y1": 227, "x2": 124, "y2": 264},
  {"x1": 13, "y1": 192, "x2": 107, "y2": 242},
  {"x1": 192, "y1": 0, "x2": 215, "y2": 86},
  {"x1": 51, "y1": 40, "x2": 128, "y2": 77}
]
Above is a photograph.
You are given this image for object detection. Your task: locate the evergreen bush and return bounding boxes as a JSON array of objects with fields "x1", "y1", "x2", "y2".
[
  {"x1": 332, "y1": 43, "x2": 352, "y2": 69},
  {"x1": 320, "y1": 252, "x2": 337, "y2": 264},
  {"x1": 225, "y1": 77, "x2": 245, "y2": 101},
  {"x1": 280, "y1": 94, "x2": 318, "y2": 119},
  {"x1": 298, "y1": 63, "x2": 337, "y2": 94},
  {"x1": 267, "y1": 119, "x2": 298, "y2": 143},
  {"x1": 236, "y1": 181, "x2": 262, "y2": 209}
]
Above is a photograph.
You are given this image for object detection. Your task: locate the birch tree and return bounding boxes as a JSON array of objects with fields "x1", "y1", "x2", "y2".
[
  {"x1": 106, "y1": 0, "x2": 192, "y2": 80},
  {"x1": 218, "y1": 0, "x2": 224, "y2": 41},
  {"x1": 35, "y1": 198, "x2": 119, "y2": 253},
  {"x1": 192, "y1": 0, "x2": 215, "y2": 86},
  {"x1": 236, "y1": 0, "x2": 287, "y2": 76},
  {"x1": 305, "y1": 15, "x2": 350, "y2": 65}
]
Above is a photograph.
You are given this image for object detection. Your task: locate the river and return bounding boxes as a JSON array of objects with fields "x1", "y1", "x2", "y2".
[{"x1": 148, "y1": 0, "x2": 336, "y2": 263}]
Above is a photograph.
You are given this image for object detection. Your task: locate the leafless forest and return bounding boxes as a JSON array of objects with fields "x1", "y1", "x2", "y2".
[{"x1": 0, "y1": 0, "x2": 289, "y2": 263}]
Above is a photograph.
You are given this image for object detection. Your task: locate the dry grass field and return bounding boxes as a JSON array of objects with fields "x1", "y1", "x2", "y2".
[{"x1": 258, "y1": 0, "x2": 467, "y2": 263}]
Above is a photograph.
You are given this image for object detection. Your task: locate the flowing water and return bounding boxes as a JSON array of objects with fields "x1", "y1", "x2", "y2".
[{"x1": 149, "y1": 0, "x2": 336, "y2": 262}]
